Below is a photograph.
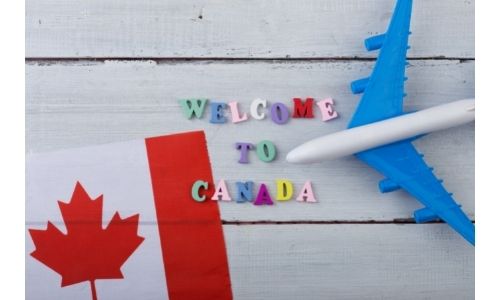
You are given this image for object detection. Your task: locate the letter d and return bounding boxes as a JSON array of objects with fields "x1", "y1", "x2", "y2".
[{"x1": 276, "y1": 179, "x2": 293, "y2": 201}]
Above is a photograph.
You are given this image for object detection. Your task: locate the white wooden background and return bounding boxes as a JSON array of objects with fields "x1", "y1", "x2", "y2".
[{"x1": 26, "y1": 0, "x2": 475, "y2": 299}]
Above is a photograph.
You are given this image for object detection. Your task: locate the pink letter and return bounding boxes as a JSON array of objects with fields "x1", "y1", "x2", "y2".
[
  {"x1": 316, "y1": 98, "x2": 338, "y2": 122},
  {"x1": 296, "y1": 181, "x2": 317, "y2": 202},
  {"x1": 228, "y1": 101, "x2": 248, "y2": 123},
  {"x1": 211, "y1": 179, "x2": 232, "y2": 201}
]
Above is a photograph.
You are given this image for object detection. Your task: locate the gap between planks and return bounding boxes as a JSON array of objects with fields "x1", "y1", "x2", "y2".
[
  {"x1": 25, "y1": 220, "x2": 475, "y2": 226},
  {"x1": 25, "y1": 56, "x2": 475, "y2": 66}
]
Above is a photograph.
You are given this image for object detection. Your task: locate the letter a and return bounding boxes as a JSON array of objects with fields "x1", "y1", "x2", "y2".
[
  {"x1": 211, "y1": 179, "x2": 232, "y2": 201},
  {"x1": 254, "y1": 183, "x2": 274, "y2": 205},
  {"x1": 296, "y1": 181, "x2": 317, "y2": 203}
]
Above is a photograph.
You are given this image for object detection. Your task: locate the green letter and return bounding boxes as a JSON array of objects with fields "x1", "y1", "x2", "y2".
[
  {"x1": 180, "y1": 99, "x2": 208, "y2": 119},
  {"x1": 192, "y1": 180, "x2": 209, "y2": 202}
]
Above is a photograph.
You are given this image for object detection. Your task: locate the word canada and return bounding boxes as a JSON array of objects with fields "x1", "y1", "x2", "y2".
[{"x1": 192, "y1": 179, "x2": 317, "y2": 205}]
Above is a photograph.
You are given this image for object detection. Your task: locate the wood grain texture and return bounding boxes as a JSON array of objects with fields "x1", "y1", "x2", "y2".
[
  {"x1": 26, "y1": 0, "x2": 474, "y2": 58},
  {"x1": 26, "y1": 0, "x2": 475, "y2": 296},
  {"x1": 25, "y1": 223, "x2": 474, "y2": 300},
  {"x1": 26, "y1": 60, "x2": 475, "y2": 221},
  {"x1": 225, "y1": 224, "x2": 473, "y2": 300}
]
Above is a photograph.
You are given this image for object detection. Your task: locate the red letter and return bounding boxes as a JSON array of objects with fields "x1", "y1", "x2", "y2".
[{"x1": 293, "y1": 98, "x2": 314, "y2": 118}]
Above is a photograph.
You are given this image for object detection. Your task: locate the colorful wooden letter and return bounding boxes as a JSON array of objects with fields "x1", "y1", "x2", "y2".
[
  {"x1": 191, "y1": 180, "x2": 209, "y2": 202},
  {"x1": 292, "y1": 98, "x2": 315, "y2": 118},
  {"x1": 270, "y1": 103, "x2": 290, "y2": 124},
  {"x1": 250, "y1": 98, "x2": 267, "y2": 120},
  {"x1": 210, "y1": 102, "x2": 228, "y2": 124},
  {"x1": 236, "y1": 181, "x2": 254, "y2": 203},
  {"x1": 228, "y1": 101, "x2": 249, "y2": 123},
  {"x1": 180, "y1": 99, "x2": 208, "y2": 119},
  {"x1": 254, "y1": 183, "x2": 274, "y2": 205},
  {"x1": 276, "y1": 179, "x2": 293, "y2": 201},
  {"x1": 236, "y1": 142, "x2": 254, "y2": 164},
  {"x1": 211, "y1": 179, "x2": 232, "y2": 201},
  {"x1": 316, "y1": 98, "x2": 338, "y2": 122},
  {"x1": 296, "y1": 180, "x2": 317, "y2": 203},
  {"x1": 256, "y1": 140, "x2": 277, "y2": 162}
]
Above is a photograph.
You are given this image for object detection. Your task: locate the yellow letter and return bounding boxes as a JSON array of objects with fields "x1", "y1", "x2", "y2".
[{"x1": 276, "y1": 179, "x2": 293, "y2": 201}]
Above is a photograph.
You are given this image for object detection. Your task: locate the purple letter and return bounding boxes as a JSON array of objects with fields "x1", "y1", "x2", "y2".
[
  {"x1": 236, "y1": 142, "x2": 254, "y2": 164},
  {"x1": 270, "y1": 103, "x2": 290, "y2": 125},
  {"x1": 254, "y1": 183, "x2": 274, "y2": 205}
]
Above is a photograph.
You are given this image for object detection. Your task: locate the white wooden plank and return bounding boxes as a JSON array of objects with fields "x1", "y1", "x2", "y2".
[
  {"x1": 25, "y1": 223, "x2": 474, "y2": 299},
  {"x1": 26, "y1": 60, "x2": 474, "y2": 221},
  {"x1": 225, "y1": 224, "x2": 474, "y2": 300},
  {"x1": 26, "y1": 0, "x2": 474, "y2": 58}
]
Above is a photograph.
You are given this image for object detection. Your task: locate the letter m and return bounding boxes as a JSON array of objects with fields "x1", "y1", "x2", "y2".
[{"x1": 293, "y1": 98, "x2": 314, "y2": 118}]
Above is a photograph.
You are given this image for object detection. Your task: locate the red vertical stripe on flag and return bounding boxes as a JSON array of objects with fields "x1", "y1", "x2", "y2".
[{"x1": 145, "y1": 131, "x2": 232, "y2": 300}]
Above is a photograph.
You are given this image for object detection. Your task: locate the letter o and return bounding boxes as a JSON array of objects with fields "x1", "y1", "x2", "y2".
[
  {"x1": 256, "y1": 140, "x2": 277, "y2": 162},
  {"x1": 270, "y1": 103, "x2": 290, "y2": 124}
]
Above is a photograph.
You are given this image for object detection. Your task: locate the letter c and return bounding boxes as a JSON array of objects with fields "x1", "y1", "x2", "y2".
[
  {"x1": 250, "y1": 98, "x2": 267, "y2": 120},
  {"x1": 191, "y1": 180, "x2": 209, "y2": 202}
]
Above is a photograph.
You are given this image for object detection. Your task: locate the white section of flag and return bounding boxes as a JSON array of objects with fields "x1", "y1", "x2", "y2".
[{"x1": 26, "y1": 140, "x2": 169, "y2": 300}]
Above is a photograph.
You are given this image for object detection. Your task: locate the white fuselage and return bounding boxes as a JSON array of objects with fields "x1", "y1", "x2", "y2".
[{"x1": 286, "y1": 99, "x2": 475, "y2": 164}]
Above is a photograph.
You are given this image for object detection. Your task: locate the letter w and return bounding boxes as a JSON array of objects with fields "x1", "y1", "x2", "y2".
[{"x1": 180, "y1": 99, "x2": 208, "y2": 119}]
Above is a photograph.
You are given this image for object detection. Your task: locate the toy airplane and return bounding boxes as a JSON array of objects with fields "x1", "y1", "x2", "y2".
[{"x1": 287, "y1": 0, "x2": 475, "y2": 245}]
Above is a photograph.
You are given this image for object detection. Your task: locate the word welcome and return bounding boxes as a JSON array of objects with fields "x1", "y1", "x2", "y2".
[
  {"x1": 192, "y1": 179, "x2": 317, "y2": 205},
  {"x1": 180, "y1": 98, "x2": 338, "y2": 124}
]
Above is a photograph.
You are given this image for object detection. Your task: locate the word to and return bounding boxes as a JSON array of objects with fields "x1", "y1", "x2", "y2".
[
  {"x1": 236, "y1": 140, "x2": 276, "y2": 163},
  {"x1": 192, "y1": 179, "x2": 317, "y2": 205},
  {"x1": 180, "y1": 98, "x2": 339, "y2": 124}
]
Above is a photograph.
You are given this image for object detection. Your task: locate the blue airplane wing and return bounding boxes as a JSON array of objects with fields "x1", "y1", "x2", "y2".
[
  {"x1": 356, "y1": 141, "x2": 475, "y2": 245},
  {"x1": 348, "y1": 0, "x2": 412, "y2": 128},
  {"x1": 348, "y1": 0, "x2": 475, "y2": 245}
]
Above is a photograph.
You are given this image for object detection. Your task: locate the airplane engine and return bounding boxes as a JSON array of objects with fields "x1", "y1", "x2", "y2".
[
  {"x1": 364, "y1": 33, "x2": 386, "y2": 51},
  {"x1": 414, "y1": 207, "x2": 439, "y2": 223},
  {"x1": 350, "y1": 77, "x2": 370, "y2": 94},
  {"x1": 378, "y1": 178, "x2": 400, "y2": 193}
]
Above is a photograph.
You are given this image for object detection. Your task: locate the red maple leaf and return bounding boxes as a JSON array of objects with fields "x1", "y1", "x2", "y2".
[{"x1": 29, "y1": 182, "x2": 145, "y2": 300}]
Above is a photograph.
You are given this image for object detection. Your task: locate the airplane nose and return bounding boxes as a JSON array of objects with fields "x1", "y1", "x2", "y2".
[
  {"x1": 286, "y1": 146, "x2": 317, "y2": 164},
  {"x1": 286, "y1": 149, "x2": 302, "y2": 163}
]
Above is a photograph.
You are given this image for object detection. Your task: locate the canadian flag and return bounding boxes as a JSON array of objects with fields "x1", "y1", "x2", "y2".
[{"x1": 26, "y1": 131, "x2": 233, "y2": 300}]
